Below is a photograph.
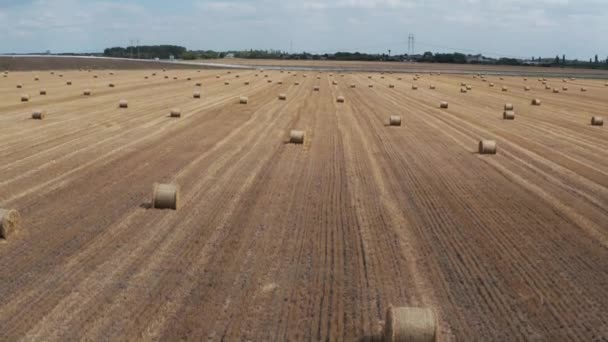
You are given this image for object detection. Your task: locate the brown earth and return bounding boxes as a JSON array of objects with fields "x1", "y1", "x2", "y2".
[
  {"x1": 201, "y1": 58, "x2": 608, "y2": 78},
  {"x1": 0, "y1": 67, "x2": 607, "y2": 341},
  {"x1": 0, "y1": 56, "x2": 208, "y2": 71}
]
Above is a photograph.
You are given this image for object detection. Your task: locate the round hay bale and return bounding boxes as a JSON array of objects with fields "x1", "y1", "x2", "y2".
[
  {"x1": 173, "y1": 77, "x2": 178, "y2": 80},
  {"x1": 145, "y1": 76, "x2": 149, "y2": 79},
  {"x1": 187, "y1": 77, "x2": 192, "y2": 81},
  {"x1": 193, "y1": 91, "x2": 201, "y2": 98},
  {"x1": 369, "y1": 84, "x2": 374, "y2": 88},
  {"x1": 313, "y1": 86, "x2": 320, "y2": 91},
  {"x1": 460, "y1": 82, "x2": 467, "y2": 87},
  {"x1": 389, "y1": 115, "x2": 402, "y2": 126},
  {"x1": 545, "y1": 85, "x2": 551, "y2": 90},
  {"x1": 216, "y1": 75, "x2": 221, "y2": 79},
  {"x1": 119, "y1": 99, "x2": 128, "y2": 108},
  {"x1": 39, "y1": 89, "x2": 47, "y2": 95},
  {"x1": 332, "y1": 81, "x2": 338, "y2": 85},
  {"x1": 502, "y1": 86, "x2": 508, "y2": 92},
  {"x1": 34, "y1": 77, "x2": 39, "y2": 81},
  {"x1": 109, "y1": 83, "x2": 115, "y2": 88},
  {"x1": 21, "y1": 94, "x2": 30, "y2": 102},
  {"x1": 152, "y1": 183, "x2": 179, "y2": 210},
  {"x1": 225, "y1": 81, "x2": 230, "y2": 85},
  {"x1": 430, "y1": 85, "x2": 436, "y2": 90},
  {"x1": 278, "y1": 81, "x2": 283, "y2": 85},
  {"x1": 278, "y1": 93, "x2": 287, "y2": 100},
  {"x1": 0, "y1": 208, "x2": 21, "y2": 239},
  {"x1": 398, "y1": 77, "x2": 403, "y2": 81},
  {"x1": 504, "y1": 103, "x2": 514, "y2": 111},
  {"x1": 267, "y1": 80, "x2": 272, "y2": 83},
  {"x1": 294, "y1": 82, "x2": 300, "y2": 86},
  {"x1": 591, "y1": 116, "x2": 604, "y2": 126},
  {"x1": 412, "y1": 85, "x2": 418, "y2": 90},
  {"x1": 523, "y1": 78, "x2": 528, "y2": 81},
  {"x1": 581, "y1": 87, "x2": 587, "y2": 92},
  {"x1": 532, "y1": 99, "x2": 542, "y2": 106},
  {"x1": 244, "y1": 81, "x2": 250, "y2": 85},
  {"x1": 350, "y1": 84, "x2": 356, "y2": 88},
  {"x1": 479, "y1": 140, "x2": 497, "y2": 154},
  {"x1": 440, "y1": 101, "x2": 449, "y2": 109},
  {"x1": 489, "y1": 83, "x2": 495, "y2": 87},
  {"x1": 66, "y1": 81, "x2": 72, "y2": 85},
  {"x1": 32, "y1": 110, "x2": 46, "y2": 120},
  {"x1": 384, "y1": 307, "x2": 436, "y2": 342},
  {"x1": 389, "y1": 84, "x2": 395, "y2": 89},
  {"x1": 553, "y1": 88, "x2": 560, "y2": 93},
  {"x1": 500, "y1": 77, "x2": 504, "y2": 81},
  {"x1": 196, "y1": 82, "x2": 202, "y2": 87},
  {"x1": 289, "y1": 130, "x2": 305, "y2": 144},
  {"x1": 503, "y1": 111, "x2": 515, "y2": 120},
  {"x1": 59, "y1": 74, "x2": 64, "y2": 77},
  {"x1": 165, "y1": 76, "x2": 169, "y2": 79},
  {"x1": 460, "y1": 88, "x2": 467, "y2": 93},
  {"x1": 524, "y1": 86, "x2": 531, "y2": 91},
  {"x1": 466, "y1": 85, "x2": 472, "y2": 90},
  {"x1": 239, "y1": 96, "x2": 249, "y2": 104},
  {"x1": 94, "y1": 75, "x2": 98, "y2": 78},
  {"x1": 562, "y1": 86, "x2": 568, "y2": 91},
  {"x1": 16, "y1": 84, "x2": 23, "y2": 89},
  {"x1": 109, "y1": 72, "x2": 115, "y2": 76},
  {"x1": 83, "y1": 89, "x2": 92, "y2": 96},
  {"x1": 50, "y1": 71, "x2": 55, "y2": 75},
  {"x1": 170, "y1": 108, "x2": 181, "y2": 118},
  {"x1": 336, "y1": 96, "x2": 345, "y2": 103}
]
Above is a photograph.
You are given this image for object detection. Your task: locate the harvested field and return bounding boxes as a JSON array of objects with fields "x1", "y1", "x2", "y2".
[{"x1": 0, "y1": 67, "x2": 607, "y2": 341}]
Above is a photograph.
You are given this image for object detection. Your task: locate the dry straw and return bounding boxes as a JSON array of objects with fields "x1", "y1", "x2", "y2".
[
  {"x1": 83, "y1": 89, "x2": 92, "y2": 96},
  {"x1": 389, "y1": 115, "x2": 402, "y2": 126},
  {"x1": 152, "y1": 183, "x2": 179, "y2": 210},
  {"x1": 532, "y1": 99, "x2": 542, "y2": 106},
  {"x1": 289, "y1": 130, "x2": 305, "y2": 144},
  {"x1": 239, "y1": 96, "x2": 249, "y2": 104},
  {"x1": 412, "y1": 85, "x2": 419, "y2": 90},
  {"x1": 278, "y1": 93, "x2": 287, "y2": 100},
  {"x1": 193, "y1": 91, "x2": 201, "y2": 98},
  {"x1": 440, "y1": 101, "x2": 449, "y2": 109},
  {"x1": 503, "y1": 111, "x2": 515, "y2": 120},
  {"x1": 314, "y1": 86, "x2": 320, "y2": 91},
  {"x1": 389, "y1": 84, "x2": 395, "y2": 88},
  {"x1": 170, "y1": 108, "x2": 181, "y2": 118},
  {"x1": 21, "y1": 94, "x2": 30, "y2": 102},
  {"x1": 337, "y1": 96, "x2": 345, "y2": 103},
  {"x1": 0, "y1": 208, "x2": 21, "y2": 239},
  {"x1": 32, "y1": 110, "x2": 46, "y2": 120},
  {"x1": 384, "y1": 307, "x2": 436, "y2": 342},
  {"x1": 39, "y1": 89, "x2": 47, "y2": 95},
  {"x1": 504, "y1": 103, "x2": 514, "y2": 111},
  {"x1": 502, "y1": 86, "x2": 508, "y2": 92},
  {"x1": 479, "y1": 140, "x2": 497, "y2": 154},
  {"x1": 591, "y1": 116, "x2": 604, "y2": 126},
  {"x1": 430, "y1": 85, "x2": 436, "y2": 90},
  {"x1": 119, "y1": 99, "x2": 128, "y2": 108}
]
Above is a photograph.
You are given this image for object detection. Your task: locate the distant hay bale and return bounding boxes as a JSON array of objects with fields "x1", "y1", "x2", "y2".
[
  {"x1": 350, "y1": 84, "x2": 356, "y2": 88},
  {"x1": 267, "y1": 80, "x2": 272, "y2": 83},
  {"x1": 460, "y1": 82, "x2": 467, "y2": 86},
  {"x1": 278, "y1": 81, "x2": 283, "y2": 85},
  {"x1": 523, "y1": 78, "x2": 528, "y2": 81},
  {"x1": 499, "y1": 77, "x2": 504, "y2": 80},
  {"x1": 193, "y1": 91, "x2": 201, "y2": 98},
  {"x1": 34, "y1": 77, "x2": 39, "y2": 81},
  {"x1": 196, "y1": 82, "x2": 202, "y2": 87},
  {"x1": 502, "y1": 86, "x2": 508, "y2": 92},
  {"x1": 524, "y1": 86, "x2": 531, "y2": 91},
  {"x1": 294, "y1": 82, "x2": 300, "y2": 86},
  {"x1": 314, "y1": 86, "x2": 320, "y2": 91},
  {"x1": 504, "y1": 103, "x2": 514, "y2": 111},
  {"x1": 398, "y1": 77, "x2": 403, "y2": 81},
  {"x1": 591, "y1": 116, "x2": 604, "y2": 126},
  {"x1": 503, "y1": 110, "x2": 515, "y2": 120},
  {"x1": 570, "y1": 77, "x2": 576, "y2": 81},
  {"x1": 545, "y1": 85, "x2": 551, "y2": 90},
  {"x1": 440, "y1": 101, "x2": 449, "y2": 109},
  {"x1": 59, "y1": 74, "x2": 64, "y2": 77},
  {"x1": 278, "y1": 93, "x2": 287, "y2": 100},
  {"x1": 562, "y1": 86, "x2": 568, "y2": 91},
  {"x1": 336, "y1": 96, "x2": 345, "y2": 103},
  {"x1": 384, "y1": 307, "x2": 436, "y2": 342},
  {"x1": 389, "y1": 115, "x2": 402, "y2": 126},
  {"x1": 16, "y1": 84, "x2": 22, "y2": 89},
  {"x1": 460, "y1": 88, "x2": 467, "y2": 93},
  {"x1": 170, "y1": 108, "x2": 181, "y2": 118},
  {"x1": 216, "y1": 75, "x2": 221, "y2": 79},
  {"x1": 489, "y1": 83, "x2": 495, "y2": 87},
  {"x1": 389, "y1": 84, "x2": 395, "y2": 88},
  {"x1": 165, "y1": 76, "x2": 169, "y2": 79},
  {"x1": 244, "y1": 81, "x2": 250, "y2": 85},
  {"x1": 289, "y1": 130, "x2": 305, "y2": 144},
  {"x1": 173, "y1": 77, "x2": 178, "y2": 80},
  {"x1": 430, "y1": 85, "x2": 436, "y2": 90},
  {"x1": 83, "y1": 89, "x2": 92, "y2": 96},
  {"x1": 109, "y1": 83, "x2": 115, "y2": 88},
  {"x1": 562, "y1": 79, "x2": 567, "y2": 82},
  {"x1": 236, "y1": 75, "x2": 240, "y2": 78},
  {"x1": 553, "y1": 88, "x2": 560, "y2": 93},
  {"x1": 152, "y1": 183, "x2": 179, "y2": 210},
  {"x1": 119, "y1": 99, "x2": 128, "y2": 108},
  {"x1": 109, "y1": 72, "x2": 114, "y2": 76},
  {"x1": 21, "y1": 94, "x2": 30, "y2": 102},
  {"x1": 145, "y1": 76, "x2": 149, "y2": 79},
  {"x1": 332, "y1": 81, "x2": 338, "y2": 85},
  {"x1": 369, "y1": 84, "x2": 374, "y2": 88},
  {"x1": 532, "y1": 98, "x2": 542, "y2": 106},
  {"x1": 187, "y1": 77, "x2": 192, "y2": 81},
  {"x1": 32, "y1": 110, "x2": 46, "y2": 120},
  {"x1": 94, "y1": 74, "x2": 98, "y2": 78},
  {"x1": 239, "y1": 96, "x2": 249, "y2": 104},
  {"x1": 581, "y1": 87, "x2": 587, "y2": 92},
  {"x1": 412, "y1": 85, "x2": 418, "y2": 90},
  {"x1": 66, "y1": 81, "x2": 72, "y2": 85},
  {"x1": 39, "y1": 89, "x2": 47, "y2": 95},
  {"x1": 479, "y1": 140, "x2": 497, "y2": 154},
  {"x1": 225, "y1": 81, "x2": 230, "y2": 85},
  {"x1": 0, "y1": 208, "x2": 21, "y2": 239},
  {"x1": 466, "y1": 85, "x2": 472, "y2": 90},
  {"x1": 368, "y1": 76, "x2": 372, "y2": 79}
]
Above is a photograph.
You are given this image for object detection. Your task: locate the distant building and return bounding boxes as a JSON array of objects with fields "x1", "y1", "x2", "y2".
[{"x1": 225, "y1": 53, "x2": 235, "y2": 58}]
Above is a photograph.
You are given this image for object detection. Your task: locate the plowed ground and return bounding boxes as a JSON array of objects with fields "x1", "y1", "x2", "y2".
[{"x1": 1, "y1": 69, "x2": 607, "y2": 341}]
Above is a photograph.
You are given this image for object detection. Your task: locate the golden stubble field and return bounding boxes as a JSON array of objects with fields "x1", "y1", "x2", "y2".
[{"x1": 0, "y1": 66, "x2": 607, "y2": 341}]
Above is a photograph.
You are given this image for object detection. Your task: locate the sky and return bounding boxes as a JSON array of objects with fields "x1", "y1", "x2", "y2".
[{"x1": 1, "y1": 0, "x2": 607, "y2": 60}]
